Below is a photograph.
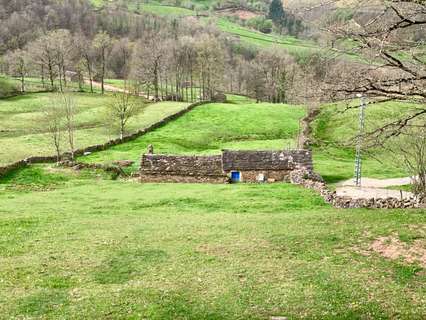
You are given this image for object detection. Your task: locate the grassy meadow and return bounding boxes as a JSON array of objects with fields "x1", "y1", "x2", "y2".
[
  {"x1": 312, "y1": 100, "x2": 425, "y2": 183},
  {"x1": 0, "y1": 92, "x2": 189, "y2": 166},
  {"x1": 214, "y1": 18, "x2": 318, "y2": 54},
  {"x1": 79, "y1": 94, "x2": 415, "y2": 183},
  {"x1": 0, "y1": 165, "x2": 425, "y2": 319},
  {"x1": 0, "y1": 87, "x2": 425, "y2": 319},
  {"x1": 1, "y1": 2, "x2": 425, "y2": 319},
  {"x1": 90, "y1": 0, "x2": 194, "y2": 16}
]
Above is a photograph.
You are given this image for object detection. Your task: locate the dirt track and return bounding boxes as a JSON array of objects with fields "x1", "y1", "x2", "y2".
[{"x1": 336, "y1": 177, "x2": 414, "y2": 199}]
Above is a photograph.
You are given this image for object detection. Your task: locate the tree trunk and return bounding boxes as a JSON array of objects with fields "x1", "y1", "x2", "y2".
[
  {"x1": 62, "y1": 62, "x2": 67, "y2": 88},
  {"x1": 41, "y1": 65, "x2": 45, "y2": 89},
  {"x1": 120, "y1": 121, "x2": 124, "y2": 140},
  {"x1": 20, "y1": 75, "x2": 25, "y2": 93},
  {"x1": 58, "y1": 65, "x2": 63, "y2": 93},
  {"x1": 154, "y1": 61, "x2": 159, "y2": 101},
  {"x1": 190, "y1": 64, "x2": 194, "y2": 102},
  {"x1": 48, "y1": 63, "x2": 54, "y2": 90},
  {"x1": 101, "y1": 49, "x2": 105, "y2": 95},
  {"x1": 159, "y1": 72, "x2": 164, "y2": 100}
]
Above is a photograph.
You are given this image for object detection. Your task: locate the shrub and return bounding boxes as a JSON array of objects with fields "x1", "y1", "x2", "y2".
[{"x1": 0, "y1": 77, "x2": 19, "y2": 98}]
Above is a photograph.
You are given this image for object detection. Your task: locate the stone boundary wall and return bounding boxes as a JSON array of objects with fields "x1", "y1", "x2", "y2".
[
  {"x1": 59, "y1": 161, "x2": 126, "y2": 178},
  {"x1": 299, "y1": 107, "x2": 320, "y2": 149},
  {"x1": 0, "y1": 101, "x2": 210, "y2": 179},
  {"x1": 140, "y1": 154, "x2": 227, "y2": 183},
  {"x1": 290, "y1": 169, "x2": 425, "y2": 209}
]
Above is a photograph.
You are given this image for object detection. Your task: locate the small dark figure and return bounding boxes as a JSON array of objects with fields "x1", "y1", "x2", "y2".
[{"x1": 147, "y1": 144, "x2": 154, "y2": 154}]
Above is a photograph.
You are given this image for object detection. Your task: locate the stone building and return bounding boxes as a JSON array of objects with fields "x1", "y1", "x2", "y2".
[{"x1": 140, "y1": 148, "x2": 313, "y2": 183}]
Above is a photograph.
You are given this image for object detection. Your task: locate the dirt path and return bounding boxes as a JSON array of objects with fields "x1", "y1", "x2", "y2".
[
  {"x1": 339, "y1": 177, "x2": 412, "y2": 188},
  {"x1": 84, "y1": 79, "x2": 155, "y2": 100},
  {"x1": 336, "y1": 186, "x2": 413, "y2": 199},
  {"x1": 336, "y1": 177, "x2": 414, "y2": 199}
]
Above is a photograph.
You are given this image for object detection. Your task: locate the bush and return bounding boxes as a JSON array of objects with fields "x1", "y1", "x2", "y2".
[
  {"x1": 246, "y1": 17, "x2": 273, "y2": 34},
  {"x1": 0, "y1": 77, "x2": 19, "y2": 98}
]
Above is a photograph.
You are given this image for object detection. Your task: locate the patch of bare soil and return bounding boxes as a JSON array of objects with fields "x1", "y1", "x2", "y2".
[
  {"x1": 369, "y1": 235, "x2": 426, "y2": 267},
  {"x1": 336, "y1": 186, "x2": 413, "y2": 199}
]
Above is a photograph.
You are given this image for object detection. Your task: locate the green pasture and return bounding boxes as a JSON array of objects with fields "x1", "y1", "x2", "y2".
[
  {"x1": 0, "y1": 165, "x2": 424, "y2": 319},
  {"x1": 0, "y1": 92, "x2": 189, "y2": 166},
  {"x1": 80, "y1": 100, "x2": 305, "y2": 168}
]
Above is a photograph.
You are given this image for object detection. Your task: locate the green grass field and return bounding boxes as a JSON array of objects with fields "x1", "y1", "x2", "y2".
[
  {"x1": 312, "y1": 100, "x2": 425, "y2": 183},
  {"x1": 0, "y1": 165, "x2": 425, "y2": 319},
  {"x1": 80, "y1": 101, "x2": 305, "y2": 169},
  {"x1": 214, "y1": 18, "x2": 318, "y2": 54},
  {"x1": 0, "y1": 92, "x2": 189, "y2": 166},
  {"x1": 135, "y1": 4, "x2": 194, "y2": 16},
  {"x1": 1, "y1": 82, "x2": 425, "y2": 319},
  {"x1": 79, "y1": 95, "x2": 415, "y2": 183},
  {"x1": 90, "y1": 0, "x2": 194, "y2": 16}
]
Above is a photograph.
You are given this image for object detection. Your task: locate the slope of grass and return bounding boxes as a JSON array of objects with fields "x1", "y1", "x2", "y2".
[
  {"x1": 135, "y1": 4, "x2": 194, "y2": 16},
  {"x1": 215, "y1": 18, "x2": 319, "y2": 53},
  {"x1": 312, "y1": 100, "x2": 425, "y2": 183},
  {"x1": 80, "y1": 101, "x2": 305, "y2": 168},
  {"x1": 91, "y1": 0, "x2": 194, "y2": 16},
  {"x1": 0, "y1": 92, "x2": 189, "y2": 166},
  {"x1": 0, "y1": 165, "x2": 425, "y2": 318}
]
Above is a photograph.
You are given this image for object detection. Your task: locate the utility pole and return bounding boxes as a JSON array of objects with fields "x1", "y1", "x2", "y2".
[{"x1": 354, "y1": 94, "x2": 366, "y2": 187}]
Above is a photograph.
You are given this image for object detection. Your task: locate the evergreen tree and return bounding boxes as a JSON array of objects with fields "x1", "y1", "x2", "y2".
[{"x1": 268, "y1": 0, "x2": 285, "y2": 24}]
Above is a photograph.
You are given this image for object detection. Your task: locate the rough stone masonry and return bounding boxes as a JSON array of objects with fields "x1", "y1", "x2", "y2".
[{"x1": 140, "y1": 148, "x2": 313, "y2": 183}]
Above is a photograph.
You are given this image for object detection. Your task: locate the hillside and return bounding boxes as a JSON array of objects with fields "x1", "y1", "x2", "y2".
[
  {"x1": 0, "y1": 96, "x2": 425, "y2": 318},
  {"x1": 80, "y1": 97, "x2": 305, "y2": 169},
  {"x1": 0, "y1": 1, "x2": 425, "y2": 319},
  {"x1": 0, "y1": 92, "x2": 189, "y2": 166}
]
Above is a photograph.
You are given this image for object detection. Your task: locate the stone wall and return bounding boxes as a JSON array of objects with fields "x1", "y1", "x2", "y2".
[
  {"x1": 0, "y1": 160, "x2": 27, "y2": 178},
  {"x1": 222, "y1": 150, "x2": 313, "y2": 171},
  {"x1": 0, "y1": 101, "x2": 210, "y2": 178},
  {"x1": 140, "y1": 154, "x2": 227, "y2": 183},
  {"x1": 289, "y1": 169, "x2": 425, "y2": 209}
]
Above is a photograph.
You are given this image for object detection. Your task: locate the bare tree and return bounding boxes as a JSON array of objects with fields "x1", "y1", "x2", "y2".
[
  {"x1": 51, "y1": 30, "x2": 74, "y2": 92},
  {"x1": 75, "y1": 34, "x2": 96, "y2": 93},
  {"x1": 109, "y1": 38, "x2": 132, "y2": 79},
  {"x1": 397, "y1": 127, "x2": 426, "y2": 197},
  {"x1": 130, "y1": 37, "x2": 164, "y2": 101},
  {"x1": 245, "y1": 60, "x2": 266, "y2": 103},
  {"x1": 326, "y1": 0, "x2": 426, "y2": 141},
  {"x1": 28, "y1": 33, "x2": 58, "y2": 90},
  {"x1": 43, "y1": 102, "x2": 63, "y2": 162},
  {"x1": 59, "y1": 93, "x2": 77, "y2": 161},
  {"x1": 5, "y1": 49, "x2": 30, "y2": 92},
  {"x1": 196, "y1": 34, "x2": 224, "y2": 100},
  {"x1": 107, "y1": 91, "x2": 143, "y2": 140},
  {"x1": 93, "y1": 31, "x2": 112, "y2": 95}
]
